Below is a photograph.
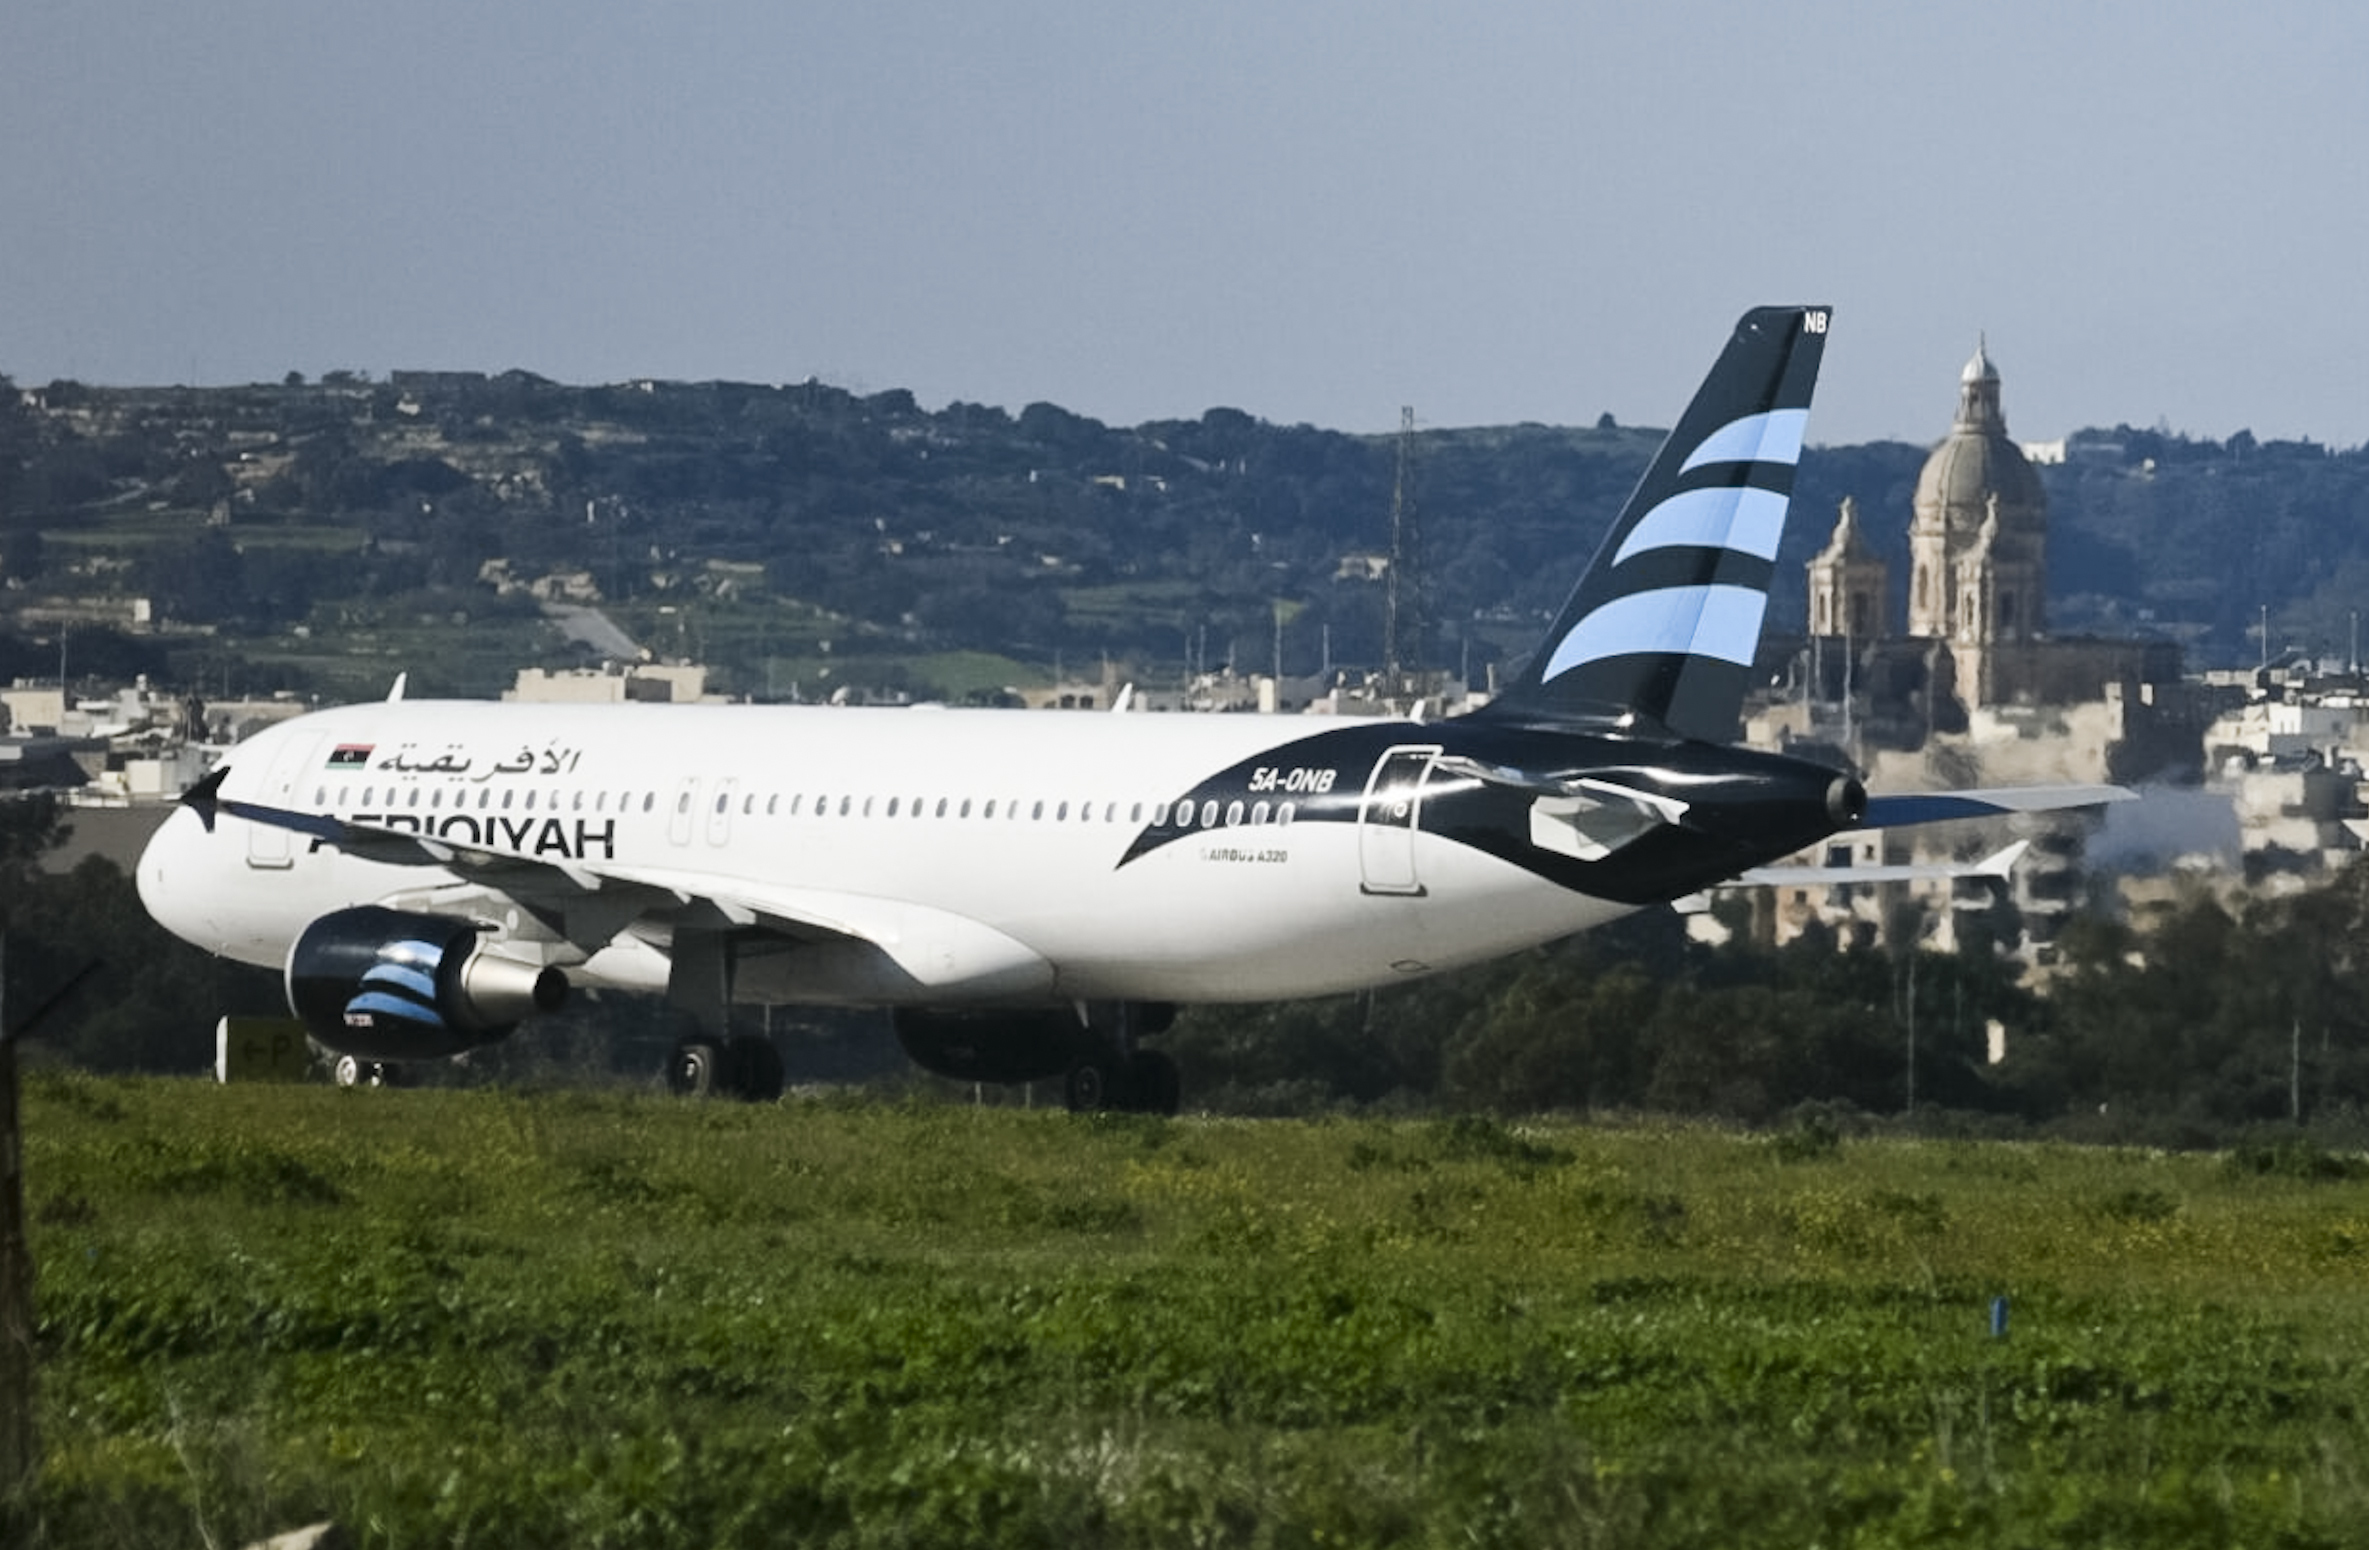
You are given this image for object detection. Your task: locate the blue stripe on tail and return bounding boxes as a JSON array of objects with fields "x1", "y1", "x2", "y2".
[{"x1": 1486, "y1": 307, "x2": 1830, "y2": 742}]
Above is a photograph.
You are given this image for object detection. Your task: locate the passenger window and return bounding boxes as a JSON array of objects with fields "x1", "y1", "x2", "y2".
[
  {"x1": 863, "y1": 797, "x2": 875, "y2": 818},
  {"x1": 1200, "y1": 800, "x2": 1219, "y2": 829},
  {"x1": 984, "y1": 799, "x2": 997, "y2": 819},
  {"x1": 887, "y1": 797, "x2": 901, "y2": 818},
  {"x1": 676, "y1": 792, "x2": 690, "y2": 815},
  {"x1": 1055, "y1": 801, "x2": 1068, "y2": 821},
  {"x1": 1130, "y1": 802, "x2": 1144, "y2": 823},
  {"x1": 1032, "y1": 801, "x2": 1045, "y2": 820},
  {"x1": 936, "y1": 797, "x2": 949, "y2": 818},
  {"x1": 1278, "y1": 803, "x2": 1296, "y2": 826},
  {"x1": 1152, "y1": 801, "x2": 1170, "y2": 826},
  {"x1": 960, "y1": 799, "x2": 973, "y2": 818},
  {"x1": 313, "y1": 786, "x2": 325, "y2": 805},
  {"x1": 1225, "y1": 801, "x2": 1243, "y2": 827},
  {"x1": 715, "y1": 794, "x2": 728, "y2": 814},
  {"x1": 642, "y1": 792, "x2": 655, "y2": 813},
  {"x1": 839, "y1": 796, "x2": 852, "y2": 817},
  {"x1": 766, "y1": 795, "x2": 778, "y2": 816},
  {"x1": 1252, "y1": 801, "x2": 1271, "y2": 825},
  {"x1": 408, "y1": 787, "x2": 422, "y2": 808}
]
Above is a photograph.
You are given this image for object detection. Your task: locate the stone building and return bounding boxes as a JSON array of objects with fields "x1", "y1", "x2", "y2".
[{"x1": 1785, "y1": 340, "x2": 2187, "y2": 751}]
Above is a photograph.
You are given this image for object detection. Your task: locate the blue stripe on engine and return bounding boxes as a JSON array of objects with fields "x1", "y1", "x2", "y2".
[
  {"x1": 1679, "y1": 408, "x2": 1808, "y2": 473},
  {"x1": 361, "y1": 963, "x2": 438, "y2": 1000},
  {"x1": 1614, "y1": 487, "x2": 1791, "y2": 565},
  {"x1": 1541, "y1": 585, "x2": 1769, "y2": 679},
  {"x1": 380, "y1": 938, "x2": 445, "y2": 970}
]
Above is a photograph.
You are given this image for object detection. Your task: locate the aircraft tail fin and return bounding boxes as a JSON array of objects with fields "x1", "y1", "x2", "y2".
[{"x1": 1487, "y1": 305, "x2": 1831, "y2": 741}]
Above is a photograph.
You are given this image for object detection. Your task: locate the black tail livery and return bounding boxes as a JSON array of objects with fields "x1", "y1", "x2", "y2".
[{"x1": 1491, "y1": 305, "x2": 1829, "y2": 739}]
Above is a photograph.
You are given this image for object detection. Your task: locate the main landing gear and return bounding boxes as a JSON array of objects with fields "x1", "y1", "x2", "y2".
[
  {"x1": 1061, "y1": 1001, "x2": 1182, "y2": 1116},
  {"x1": 668, "y1": 1033, "x2": 785, "y2": 1102},
  {"x1": 1063, "y1": 1048, "x2": 1181, "y2": 1116}
]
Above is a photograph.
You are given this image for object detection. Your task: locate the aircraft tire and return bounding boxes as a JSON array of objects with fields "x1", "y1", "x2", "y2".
[
  {"x1": 1064, "y1": 1059, "x2": 1122, "y2": 1113},
  {"x1": 332, "y1": 1054, "x2": 391, "y2": 1088},
  {"x1": 669, "y1": 1036, "x2": 726, "y2": 1099},
  {"x1": 727, "y1": 1035, "x2": 785, "y2": 1103},
  {"x1": 1127, "y1": 1050, "x2": 1181, "y2": 1116}
]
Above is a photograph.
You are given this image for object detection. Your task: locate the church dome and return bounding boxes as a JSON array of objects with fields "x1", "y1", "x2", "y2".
[
  {"x1": 1914, "y1": 426, "x2": 2046, "y2": 527},
  {"x1": 1913, "y1": 337, "x2": 2044, "y2": 536}
]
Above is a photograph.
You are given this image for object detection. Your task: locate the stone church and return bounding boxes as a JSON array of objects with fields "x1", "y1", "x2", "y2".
[
  {"x1": 1734, "y1": 341, "x2": 2209, "y2": 963},
  {"x1": 1777, "y1": 340, "x2": 2184, "y2": 766}
]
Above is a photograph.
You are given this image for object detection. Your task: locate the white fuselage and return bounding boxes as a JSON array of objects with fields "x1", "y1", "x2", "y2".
[{"x1": 138, "y1": 700, "x2": 1634, "y2": 1008}]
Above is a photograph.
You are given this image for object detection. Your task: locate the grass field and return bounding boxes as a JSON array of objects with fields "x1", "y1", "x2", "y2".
[{"x1": 10, "y1": 1076, "x2": 2369, "y2": 1547}]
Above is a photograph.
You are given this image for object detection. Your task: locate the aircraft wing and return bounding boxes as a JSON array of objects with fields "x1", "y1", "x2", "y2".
[
  {"x1": 1728, "y1": 840, "x2": 2027, "y2": 888},
  {"x1": 197, "y1": 783, "x2": 1055, "y2": 997},
  {"x1": 1860, "y1": 784, "x2": 2132, "y2": 826}
]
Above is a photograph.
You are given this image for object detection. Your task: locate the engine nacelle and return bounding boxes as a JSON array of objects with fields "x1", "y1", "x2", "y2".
[
  {"x1": 287, "y1": 905, "x2": 567, "y2": 1061},
  {"x1": 892, "y1": 1007, "x2": 1087, "y2": 1085}
]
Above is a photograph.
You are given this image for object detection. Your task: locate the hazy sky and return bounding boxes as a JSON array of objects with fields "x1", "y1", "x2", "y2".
[{"x1": 6, "y1": 2, "x2": 2363, "y2": 447}]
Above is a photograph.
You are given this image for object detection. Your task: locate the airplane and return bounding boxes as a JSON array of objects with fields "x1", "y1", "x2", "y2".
[{"x1": 135, "y1": 305, "x2": 2127, "y2": 1110}]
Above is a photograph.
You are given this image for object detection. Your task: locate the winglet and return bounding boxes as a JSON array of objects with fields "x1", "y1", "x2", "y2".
[
  {"x1": 387, "y1": 672, "x2": 408, "y2": 703},
  {"x1": 1974, "y1": 840, "x2": 2029, "y2": 879},
  {"x1": 1486, "y1": 306, "x2": 1831, "y2": 741}
]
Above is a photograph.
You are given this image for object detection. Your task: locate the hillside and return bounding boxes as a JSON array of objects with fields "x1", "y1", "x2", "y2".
[{"x1": 4, "y1": 371, "x2": 2366, "y2": 701}]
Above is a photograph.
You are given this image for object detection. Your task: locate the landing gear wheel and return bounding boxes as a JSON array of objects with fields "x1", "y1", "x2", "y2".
[
  {"x1": 1127, "y1": 1050, "x2": 1181, "y2": 1116},
  {"x1": 1065, "y1": 1059, "x2": 1121, "y2": 1113},
  {"x1": 332, "y1": 1055, "x2": 390, "y2": 1088},
  {"x1": 669, "y1": 1036, "x2": 725, "y2": 1098},
  {"x1": 726, "y1": 1034, "x2": 784, "y2": 1103}
]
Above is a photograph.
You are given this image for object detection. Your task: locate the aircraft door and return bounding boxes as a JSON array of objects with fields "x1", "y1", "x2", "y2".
[
  {"x1": 246, "y1": 731, "x2": 325, "y2": 869},
  {"x1": 1357, "y1": 744, "x2": 1440, "y2": 896}
]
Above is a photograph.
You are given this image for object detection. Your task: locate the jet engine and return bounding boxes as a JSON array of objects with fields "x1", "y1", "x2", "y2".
[
  {"x1": 891, "y1": 1007, "x2": 1087, "y2": 1084},
  {"x1": 287, "y1": 905, "x2": 567, "y2": 1061}
]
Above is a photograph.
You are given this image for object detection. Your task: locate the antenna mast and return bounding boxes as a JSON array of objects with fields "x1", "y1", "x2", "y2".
[{"x1": 1383, "y1": 406, "x2": 1424, "y2": 694}]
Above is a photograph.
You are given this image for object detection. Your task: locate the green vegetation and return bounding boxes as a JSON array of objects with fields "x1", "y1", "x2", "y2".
[
  {"x1": 10, "y1": 1078, "x2": 2369, "y2": 1547},
  {"x1": 12, "y1": 369, "x2": 2369, "y2": 706}
]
